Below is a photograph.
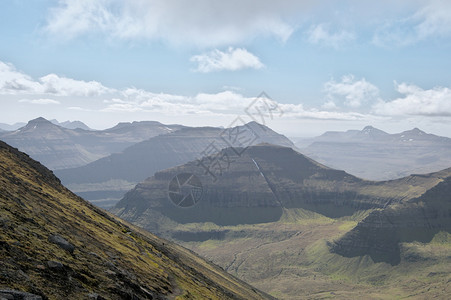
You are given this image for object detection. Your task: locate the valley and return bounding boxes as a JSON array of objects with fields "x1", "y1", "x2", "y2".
[
  {"x1": 112, "y1": 144, "x2": 451, "y2": 299},
  {"x1": 2, "y1": 2, "x2": 451, "y2": 298}
]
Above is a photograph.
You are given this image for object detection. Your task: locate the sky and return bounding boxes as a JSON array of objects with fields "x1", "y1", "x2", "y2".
[{"x1": 1, "y1": 0, "x2": 451, "y2": 137}]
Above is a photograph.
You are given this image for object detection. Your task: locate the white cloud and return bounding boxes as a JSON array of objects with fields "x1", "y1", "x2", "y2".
[
  {"x1": 191, "y1": 47, "x2": 264, "y2": 73},
  {"x1": 307, "y1": 24, "x2": 355, "y2": 48},
  {"x1": 0, "y1": 61, "x2": 113, "y2": 96},
  {"x1": 19, "y1": 99, "x2": 61, "y2": 105},
  {"x1": 43, "y1": 0, "x2": 311, "y2": 47},
  {"x1": 40, "y1": 74, "x2": 112, "y2": 97},
  {"x1": 323, "y1": 75, "x2": 380, "y2": 108},
  {"x1": 373, "y1": 1, "x2": 451, "y2": 47},
  {"x1": 0, "y1": 61, "x2": 43, "y2": 94},
  {"x1": 3, "y1": 60, "x2": 451, "y2": 129},
  {"x1": 321, "y1": 100, "x2": 337, "y2": 110},
  {"x1": 373, "y1": 83, "x2": 451, "y2": 116},
  {"x1": 100, "y1": 87, "x2": 370, "y2": 122}
]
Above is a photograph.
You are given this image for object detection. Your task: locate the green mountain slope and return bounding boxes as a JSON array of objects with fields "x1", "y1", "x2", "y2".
[{"x1": 0, "y1": 140, "x2": 271, "y2": 300}]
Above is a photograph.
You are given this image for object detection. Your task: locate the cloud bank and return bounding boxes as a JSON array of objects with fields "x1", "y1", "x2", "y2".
[
  {"x1": 2, "y1": 60, "x2": 451, "y2": 124},
  {"x1": 0, "y1": 61, "x2": 111, "y2": 96},
  {"x1": 373, "y1": 83, "x2": 451, "y2": 116},
  {"x1": 44, "y1": 0, "x2": 305, "y2": 46},
  {"x1": 43, "y1": 1, "x2": 451, "y2": 48}
]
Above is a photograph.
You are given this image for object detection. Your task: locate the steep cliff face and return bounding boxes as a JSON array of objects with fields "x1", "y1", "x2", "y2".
[
  {"x1": 0, "y1": 140, "x2": 271, "y2": 299},
  {"x1": 113, "y1": 144, "x2": 436, "y2": 236},
  {"x1": 332, "y1": 172, "x2": 451, "y2": 265}
]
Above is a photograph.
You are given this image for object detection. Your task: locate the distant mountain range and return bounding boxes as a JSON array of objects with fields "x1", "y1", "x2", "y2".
[
  {"x1": 56, "y1": 122, "x2": 295, "y2": 208},
  {"x1": 111, "y1": 143, "x2": 451, "y2": 298},
  {"x1": 50, "y1": 119, "x2": 92, "y2": 130},
  {"x1": 0, "y1": 122, "x2": 26, "y2": 131},
  {"x1": 0, "y1": 139, "x2": 270, "y2": 299},
  {"x1": 0, "y1": 117, "x2": 184, "y2": 170},
  {"x1": 296, "y1": 126, "x2": 451, "y2": 180}
]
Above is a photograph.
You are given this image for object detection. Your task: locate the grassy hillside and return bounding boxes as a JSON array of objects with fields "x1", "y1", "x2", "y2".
[
  {"x1": 0, "y1": 140, "x2": 271, "y2": 299},
  {"x1": 174, "y1": 209, "x2": 451, "y2": 299}
]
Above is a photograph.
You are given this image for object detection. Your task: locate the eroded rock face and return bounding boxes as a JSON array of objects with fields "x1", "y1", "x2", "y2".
[{"x1": 332, "y1": 177, "x2": 451, "y2": 265}]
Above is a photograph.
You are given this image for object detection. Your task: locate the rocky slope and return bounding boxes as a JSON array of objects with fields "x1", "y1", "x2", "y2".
[
  {"x1": 56, "y1": 122, "x2": 295, "y2": 208},
  {"x1": 0, "y1": 140, "x2": 271, "y2": 299},
  {"x1": 0, "y1": 117, "x2": 183, "y2": 170},
  {"x1": 297, "y1": 126, "x2": 451, "y2": 180}
]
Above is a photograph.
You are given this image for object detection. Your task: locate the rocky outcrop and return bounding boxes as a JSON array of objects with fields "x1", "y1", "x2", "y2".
[{"x1": 48, "y1": 235, "x2": 75, "y2": 254}]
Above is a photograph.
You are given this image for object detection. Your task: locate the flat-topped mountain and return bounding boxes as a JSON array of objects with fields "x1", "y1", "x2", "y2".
[
  {"x1": 56, "y1": 122, "x2": 296, "y2": 208},
  {"x1": 112, "y1": 144, "x2": 447, "y2": 233},
  {"x1": 298, "y1": 126, "x2": 451, "y2": 180},
  {"x1": 0, "y1": 140, "x2": 271, "y2": 299},
  {"x1": 0, "y1": 117, "x2": 183, "y2": 170}
]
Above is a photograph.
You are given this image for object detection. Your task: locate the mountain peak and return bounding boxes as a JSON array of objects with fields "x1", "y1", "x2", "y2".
[
  {"x1": 244, "y1": 121, "x2": 271, "y2": 130},
  {"x1": 29, "y1": 117, "x2": 50, "y2": 124},
  {"x1": 23, "y1": 117, "x2": 57, "y2": 129},
  {"x1": 407, "y1": 127, "x2": 426, "y2": 135},
  {"x1": 50, "y1": 119, "x2": 92, "y2": 130},
  {"x1": 361, "y1": 125, "x2": 388, "y2": 136}
]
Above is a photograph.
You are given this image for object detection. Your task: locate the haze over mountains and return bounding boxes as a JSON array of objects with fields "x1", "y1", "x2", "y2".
[
  {"x1": 56, "y1": 121, "x2": 295, "y2": 208},
  {"x1": 0, "y1": 122, "x2": 26, "y2": 131},
  {"x1": 50, "y1": 119, "x2": 92, "y2": 130},
  {"x1": 0, "y1": 139, "x2": 271, "y2": 299},
  {"x1": 0, "y1": 117, "x2": 183, "y2": 170},
  {"x1": 297, "y1": 126, "x2": 451, "y2": 180},
  {"x1": 112, "y1": 143, "x2": 451, "y2": 299}
]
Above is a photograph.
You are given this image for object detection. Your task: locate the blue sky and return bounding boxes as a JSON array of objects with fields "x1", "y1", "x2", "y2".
[{"x1": 1, "y1": 0, "x2": 451, "y2": 137}]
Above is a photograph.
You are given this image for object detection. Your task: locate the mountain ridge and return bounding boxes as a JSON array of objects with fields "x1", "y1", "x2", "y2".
[
  {"x1": 56, "y1": 122, "x2": 296, "y2": 208},
  {"x1": 298, "y1": 125, "x2": 451, "y2": 180},
  {"x1": 0, "y1": 117, "x2": 184, "y2": 170}
]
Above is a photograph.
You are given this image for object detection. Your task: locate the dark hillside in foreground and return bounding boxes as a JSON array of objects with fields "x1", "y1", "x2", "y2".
[{"x1": 0, "y1": 140, "x2": 271, "y2": 299}]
